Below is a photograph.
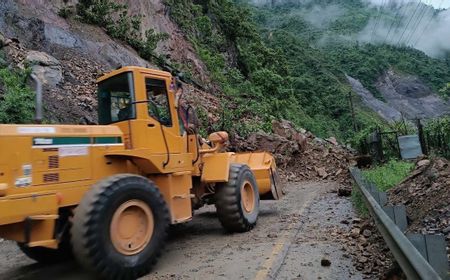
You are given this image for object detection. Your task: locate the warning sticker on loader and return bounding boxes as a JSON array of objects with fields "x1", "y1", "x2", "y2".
[{"x1": 59, "y1": 146, "x2": 89, "y2": 157}]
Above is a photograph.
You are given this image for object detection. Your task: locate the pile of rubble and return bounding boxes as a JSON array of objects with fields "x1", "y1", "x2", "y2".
[
  {"x1": 233, "y1": 120, "x2": 356, "y2": 186},
  {"x1": 1, "y1": 33, "x2": 104, "y2": 124},
  {"x1": 338, "y1": 218, "x2": 395, "y2": 278},
  {"x1": 389, "y1": 157, "x2": 450, "y2": 262}
]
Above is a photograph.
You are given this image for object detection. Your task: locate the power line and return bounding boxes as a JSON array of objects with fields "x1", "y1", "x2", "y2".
[
  {"x1": 371, "y1": 0, "x2": 386, "y2": 41},
  {"x1": 396, "y1": 0, "x2": 424, "y2": 45},
  {"x1": 413, "y1": 0, "x2": 444, "y2": 46},
  {"x1": 405, "y1": 0, "x2": 430, "y2": 46},
  {"x1": 383, "y1": 0, "x2": 406, "y2": 44}
]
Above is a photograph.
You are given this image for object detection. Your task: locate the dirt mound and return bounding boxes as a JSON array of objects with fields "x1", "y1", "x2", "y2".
[
  {"x1": 233, "y1": 120, "x2": 356, "y2": 185},
  {"x1": 389, "y1": 157, "x2": 450, "y2": 260}
]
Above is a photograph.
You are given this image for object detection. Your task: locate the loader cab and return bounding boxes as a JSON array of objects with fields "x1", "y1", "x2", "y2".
[{"x1": 97, "y1": 67, "x2": 186, "y2": 157}]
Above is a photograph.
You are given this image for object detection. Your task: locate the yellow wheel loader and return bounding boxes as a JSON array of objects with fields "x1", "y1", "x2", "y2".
[{"x1": 0, "y1": 66, "x2": 283, "y2": 279}]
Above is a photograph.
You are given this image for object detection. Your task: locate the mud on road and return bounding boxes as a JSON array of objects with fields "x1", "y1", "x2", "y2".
[{"x1": 0, "y1": 182, "x2": 368, "y2": 280}]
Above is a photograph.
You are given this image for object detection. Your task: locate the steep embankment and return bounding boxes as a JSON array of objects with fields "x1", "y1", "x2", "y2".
[
  {"x1": 348, "y1": 70, "x2": 450, "y2": 122},
  {"x1": 0, "y1": 0, "x2": 217, "y2": 124}
]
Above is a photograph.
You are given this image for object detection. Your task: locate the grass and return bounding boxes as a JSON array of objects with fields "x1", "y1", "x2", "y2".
[
  {"x1": 351, "y1": 185, "x2": 369, "y2": 218},
  {"x1": 362, "y1": 160, "x2": 414, "y2": 192},
  {"x1": 352, "y1": 160, "x2": 414, "y2": 217}
]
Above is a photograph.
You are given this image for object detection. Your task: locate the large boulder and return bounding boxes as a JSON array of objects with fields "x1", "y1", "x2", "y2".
[
  {"x1": 272, "y1": 119, "x2": 308, "y2": 152},
  {"x1": 25, "y1": 51, "x2": 63, "y2": 86}
]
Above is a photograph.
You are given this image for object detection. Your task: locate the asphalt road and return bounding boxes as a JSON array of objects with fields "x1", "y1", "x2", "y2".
[{"x1": 0, "y1": 182, "x2": 365, "y2": 280}]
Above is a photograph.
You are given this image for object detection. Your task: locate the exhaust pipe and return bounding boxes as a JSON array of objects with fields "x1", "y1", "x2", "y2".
[{"x1": 30, "y1": 74, "x2": 43, "y2": 124}]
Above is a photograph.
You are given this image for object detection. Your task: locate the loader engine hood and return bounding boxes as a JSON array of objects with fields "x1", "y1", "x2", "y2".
[{"x1": 0, "y1": 124, "x2": 124, "y2": 197}]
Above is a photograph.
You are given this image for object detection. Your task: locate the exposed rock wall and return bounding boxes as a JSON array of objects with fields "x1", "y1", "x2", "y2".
[
  {"x1": 0, "y1": 0, "x2": 216, "y2": 123},
  {"x1": 348, "y1": 70, "x2": 450, "y2": 122}
]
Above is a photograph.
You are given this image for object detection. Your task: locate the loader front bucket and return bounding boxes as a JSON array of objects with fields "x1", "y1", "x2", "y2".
[{"x1": 231, "y1": 152, "x2": 284, "y2": 200}]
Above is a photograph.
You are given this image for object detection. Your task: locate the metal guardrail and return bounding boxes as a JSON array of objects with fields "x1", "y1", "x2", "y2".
[{"x1": 350, "y1": 167, "x2": 446, "y2": 280}]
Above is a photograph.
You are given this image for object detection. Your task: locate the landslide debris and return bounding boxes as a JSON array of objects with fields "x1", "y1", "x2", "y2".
[
  {"x1": 233, "y1": 119, "x2": 356, "y2": 186},
  {"x1": 388, "y1": 157, "x2": 450, "y2": 263}
]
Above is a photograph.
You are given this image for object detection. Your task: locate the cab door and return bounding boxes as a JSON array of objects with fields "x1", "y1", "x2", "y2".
[{"x1": 143, "y1": 76, "x2": 184, "y2": 154}]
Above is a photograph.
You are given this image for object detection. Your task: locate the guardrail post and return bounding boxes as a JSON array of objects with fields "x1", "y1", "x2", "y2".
[
  {"x1": 382, "y1": 205, "x2": 407, "y2": 232},
  {"x1": 349, "y1": 167, "x2": 445, "y2": 280},
  {"x1": 407, "y1": 234, "x2": 449, "y2": 279}
]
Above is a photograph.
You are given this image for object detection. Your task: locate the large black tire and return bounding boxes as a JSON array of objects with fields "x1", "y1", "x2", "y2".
[
  {"x1": 215, "y1": 164, "x2": 260, "y2": 232},
  {"x1": 71, "y1": 174, "x2": 170, "y2": 280}
]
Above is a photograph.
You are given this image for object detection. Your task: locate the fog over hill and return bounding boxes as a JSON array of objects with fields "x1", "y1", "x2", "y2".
[{"x1": 249, "y1": 0, "x2": 450, "y2": 57}]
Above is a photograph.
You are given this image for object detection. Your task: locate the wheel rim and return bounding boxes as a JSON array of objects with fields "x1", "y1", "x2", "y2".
[
  {"x1": 241, "y1": 181, "x2": 255, "y2": 213},
  {"x1": 110, "y1": 199, "x2": 154, "y2": 255}
]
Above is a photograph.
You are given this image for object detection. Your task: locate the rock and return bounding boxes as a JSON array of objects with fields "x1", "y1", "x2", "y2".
[
  {"x1": 417, "y1": 159, "x2": 431, "y2": 167},
  {"x1": 314, "y1": 167, "x2": 328, "y2": 178},
  {"x1": 25, "y1": 51, "x2": 63, "y2": 86},
  {"x1": 0, "y1": 32, "x2": 6, "y2": 47},
  {"x1": 442, "y1": 226, "x2": 450, "y2": 234},
  {"x1": 272, "y1": 120, "x2": 308, "y2": 152},
  {"x1": 362, "y1": 229, "x2": 372, "y2": 238},
  {"x1": 326, "y1": 137, "x2": 338, "y2": 146},
  {"x1": 320, "y1": 258, "x2": 331, "y2": 267},
  {"x1": 272, "y1": 119, "x2": 295, "y2": 139},
  {"x1": 350, "y1": 228, "x2": 360, "y2": 238},
  {"x1": 267, "y1": 233, "x2": 278, "y2": 238},
  {"x1": 338, "y1": 187, "x2": 352, "y2": 197}
]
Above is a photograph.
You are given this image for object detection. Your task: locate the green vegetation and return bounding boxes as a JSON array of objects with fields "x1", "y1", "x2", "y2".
[
  {"x1": 351, "y1": 185, "x2": 368, "y2": 217},
  {"x1": 0, "y1": 67, "x2": 35, "y2": 124},
  {"x1": 424, "y1": 117, "x2": 450, "y2": 158},
  {"x1": 74, "y1": 0, "x2": 168, "y2": 62},
  {"x1": 70, "y1": 0, "x2": 450, "y2": 144},
  {"x1": 352, "y1": 160, "x2": 413, "y2": 216},
  {"x1": 362, "y1": 160, "x2": 414, "y2": 191},
  {"x1": 163, "y1": 0, "x2": 386, "y2": 139},
  {"x1": 326, "y1": 44, "x2": 450, "y2": 98},
  {"x1": 163, "y1": 0, "x2": 450, "y2": 141}
]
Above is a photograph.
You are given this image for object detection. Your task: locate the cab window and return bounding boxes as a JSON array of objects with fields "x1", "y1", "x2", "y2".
[
  {"x1": 146, "y1": 78, "x2": 172, "y2": 126},
  {"x1": 98, "y1": 72, "x2": 135, "y2": 124}
]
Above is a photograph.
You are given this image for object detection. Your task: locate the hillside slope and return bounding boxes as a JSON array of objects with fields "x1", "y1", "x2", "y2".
[
  {"x1": 0, "y1": 0, "x2": 218, "y2": 124},
  {"x1": 0, "y1": 0, "x2": 449, "y2": 143}
]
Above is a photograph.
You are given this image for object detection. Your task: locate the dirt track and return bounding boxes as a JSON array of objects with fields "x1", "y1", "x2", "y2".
[{"x1": 0, "y1": 182, "x2": 366, "y2": 280}]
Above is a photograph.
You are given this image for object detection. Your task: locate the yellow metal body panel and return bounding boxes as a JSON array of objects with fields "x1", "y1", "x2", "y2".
[
  {"x1": 199, "y1": 151, "x2": 275, "y2": 196},
  {"x1": 0, "y1": 193, "x2": 58, "y2": 225},
  {"x1": 231, "y1": 152, "x2": 275, "y2": 195},
  {"x1": 150, "y1": 173, "x2": 193, "y2": 224},
  {"x1": 200, "y1": 152, "x2": 233, "y2": 182}
]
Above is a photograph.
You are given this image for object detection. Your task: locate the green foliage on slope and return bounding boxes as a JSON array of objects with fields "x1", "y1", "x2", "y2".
[
  {"x1": 74, "y1": 0, "x2": 169, "y2": 62},
  {"x1": 164, "y1": 0, "x2": 380, "y2": 139},
  {"x1": 251, "y1": 0, "x2": 450, "y2": 98},
  {"x1": 0, "y1": 66, "x2": 35, "y2": 124}
]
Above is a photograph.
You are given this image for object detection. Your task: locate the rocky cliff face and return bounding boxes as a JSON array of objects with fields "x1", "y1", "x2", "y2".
[
  {"x1": 0, "y1": 0, "x2": 214, "y2": 123},
  {"x1": 348, "y1": 70, "x2": 450, "y2": 122},
  {"x1": 376, "y1": 70, "x2": 450, "y2": 120}
]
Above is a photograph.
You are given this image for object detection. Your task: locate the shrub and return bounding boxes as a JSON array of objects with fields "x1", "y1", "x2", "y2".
[{"x1": 0, "y1": 68, "x2": 35, "y2": 124}]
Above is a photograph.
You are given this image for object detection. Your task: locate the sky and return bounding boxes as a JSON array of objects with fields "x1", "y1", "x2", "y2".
[
  {"x1": 413, "y1": 0, "x2": 450, "y2": 8},
  {"x1": 368, "y1": 0, "x2": 450, "y2": 9},
  {"x1": 422, "y1": 0, "x2": 450, "y2": 8}
]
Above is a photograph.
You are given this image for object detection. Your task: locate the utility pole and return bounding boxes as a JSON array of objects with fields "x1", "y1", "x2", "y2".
[
  {"x1": 348, "y1": 91, "x2": 357, "y2": 132},
  {"x1": 416, "y1": 118, "x2": 428, "y2": 155}
]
